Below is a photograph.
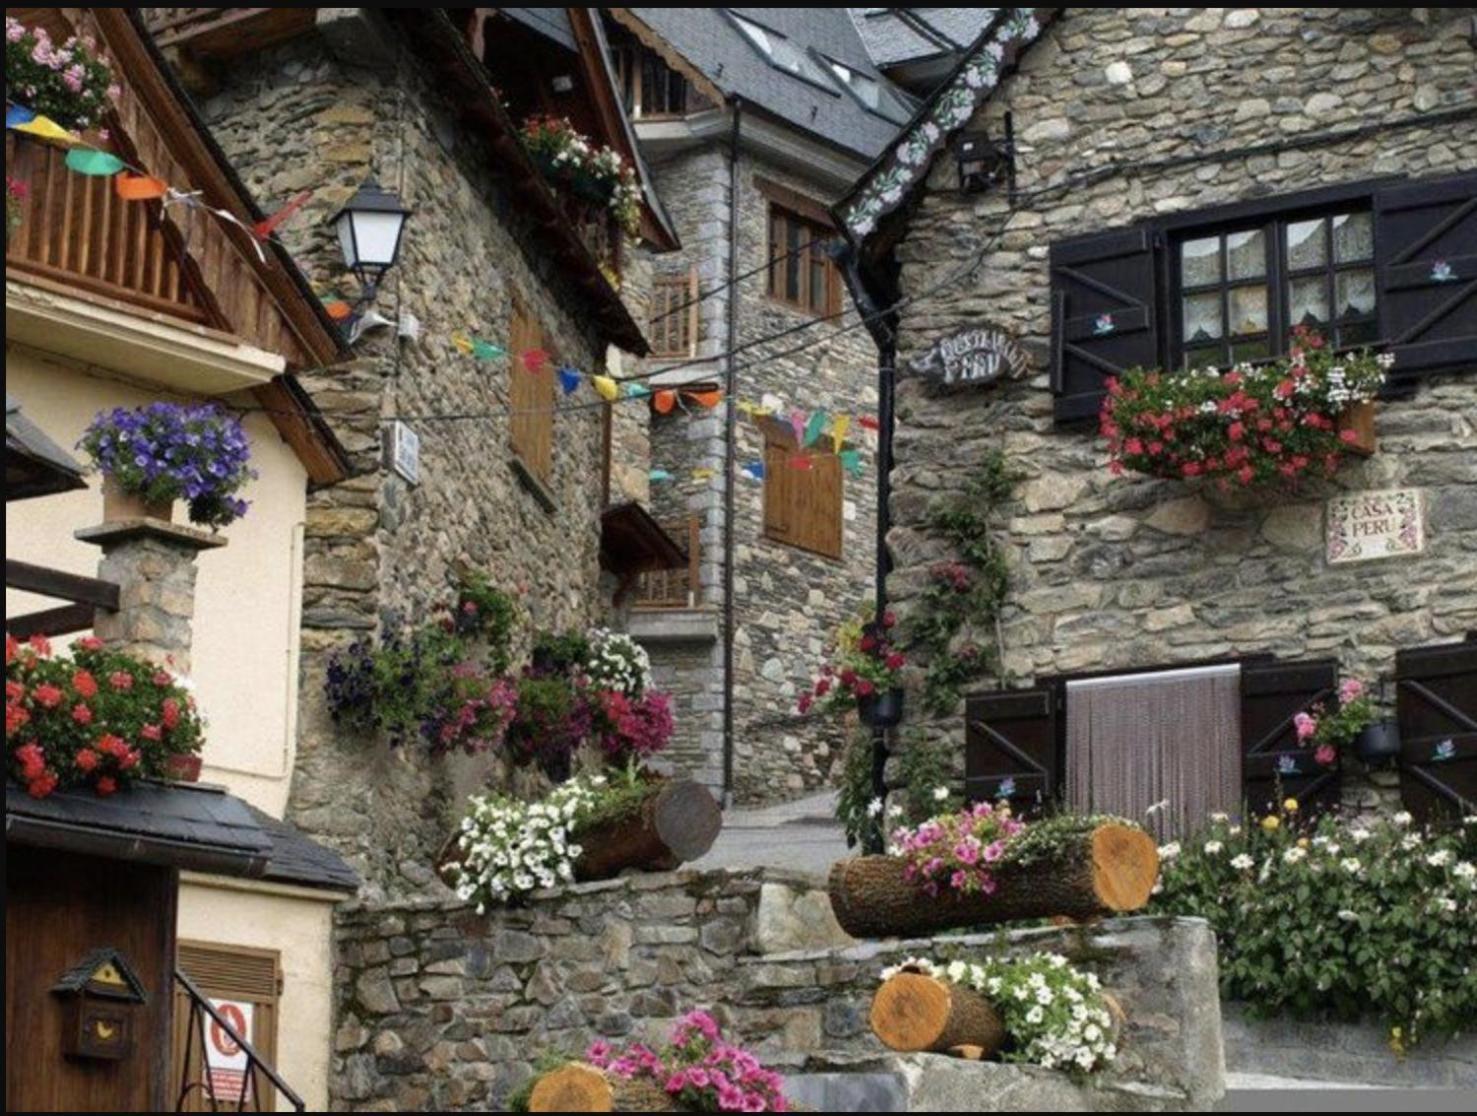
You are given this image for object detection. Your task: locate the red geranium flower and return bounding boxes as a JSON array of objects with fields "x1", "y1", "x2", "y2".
[
  {"x1": 108, "y1": 671, "x2": 135, "y2": 691},
  {"x1": 77, "y1": 636, "x2": 104, "y2": 652},
  {"x1": 72, "y1": 670, "x2": 98, "y2": 698},
  {"x1": 72, "y1": 703, "x2": 94, "y2": 725},
  {"x1": 75, "y1": 748, "x2": 100, "y2": 773},
  {"x1": 27, "y1": 770, "x2": 58, "y2": 798},
  {"x1": 95, "y1": 776, "x2": 117, "y2": 796},
  {"x1": 32, "y1": 683, "x2": 64, "y2": 709}
]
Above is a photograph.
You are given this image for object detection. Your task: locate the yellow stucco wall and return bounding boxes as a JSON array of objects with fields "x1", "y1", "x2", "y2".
[
  {"x1": 177, "y1": 877, "x2": 342, "y2": 1113},
  {"x1": 5, "y1": 342, "x2": 308, "y2": 817}
]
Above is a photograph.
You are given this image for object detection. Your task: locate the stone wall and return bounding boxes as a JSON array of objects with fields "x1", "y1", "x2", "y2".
[
  {"x1": 330, "y1": 868, "x2": 1224, "y2": 1110},
  {"x1": 882, "y1": 7, "x2": 1477, "y2": 814},
  {"x1": 636, "y1": 139, "x2": 881, "y2": 804},
  {"x1": 196, "y1": 24, "x2": 645, "y2": 897}
]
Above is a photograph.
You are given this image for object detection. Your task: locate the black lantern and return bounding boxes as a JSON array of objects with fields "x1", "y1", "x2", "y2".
[
  {"x1": 329, "y1": 177, "x2": 411, "y2": 298},
  {"x1": 954, "y1": 114, "x2": 1016, "y2": 198}
]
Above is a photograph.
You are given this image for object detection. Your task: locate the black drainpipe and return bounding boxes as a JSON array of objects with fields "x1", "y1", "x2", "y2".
[{"x1": 721, "y1": 98, "x2": 742, "y2": 806}]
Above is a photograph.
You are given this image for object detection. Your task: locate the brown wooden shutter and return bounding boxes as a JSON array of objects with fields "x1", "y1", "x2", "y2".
[
  {"x1": 172, "y1": 942, "x2": 281, "y2": 1113},
  {"x1": 1240, "y1": 658, "x2": 1341, "y2": 818},
  {"x1": 1396, "y1": 638, "x2": 1477, "y2": 826},
  {"x1": 509, "y1": 299, "x2": 554, "y2": 483},
  {"x1": 1049, "y1": 225, "x2": 1161, "y2": 424},
  {"x1": 964, "y1": 686, "x2": 1059, "y2": 819},
  {"x1": 762, "y1": 434, "x2": 842, "y2": 560},
  {"x1": 1374, "y1": 170, "x2": 1477, "y2": 391}
]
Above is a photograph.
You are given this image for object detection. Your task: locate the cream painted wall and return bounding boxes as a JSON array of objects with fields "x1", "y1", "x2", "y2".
[
  {"x1": 178, "y1": 877, "x2": 342, "y2": 1112},
  {"x1": 5, "y1": 342, "x2": 309, "y2": 817}
]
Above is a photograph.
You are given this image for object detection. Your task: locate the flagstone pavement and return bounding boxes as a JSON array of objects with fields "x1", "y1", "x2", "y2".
[{"x1": 692, "y1": 790, "x2": 850, "y2": 878}]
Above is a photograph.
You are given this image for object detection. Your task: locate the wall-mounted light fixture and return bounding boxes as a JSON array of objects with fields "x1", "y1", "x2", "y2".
[
  {"x1": 329, "y1": 176, "x2": 412, "y2": 310},
  {"x1": 955, "y1": 113, "x2": 1016, "y2": 201}
]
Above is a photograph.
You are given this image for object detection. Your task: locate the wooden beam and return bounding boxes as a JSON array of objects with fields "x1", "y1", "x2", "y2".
[
  {"x1": 6, "y1": 560, "x2": 121, "y2": 610},
  {"x1": 5, "y1": 603, "x2": 98, "y2": 640}
]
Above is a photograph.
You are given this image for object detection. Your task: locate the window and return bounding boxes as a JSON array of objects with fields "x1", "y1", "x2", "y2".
[
  {"x1": 1175, "y1": 209, "x2": 1377, "y2": 369},
  {"x1": 172, "y1": 942, "x2": 280, "y2": 1112},
  {"x1": 815, "y1": 52, "x2": 909, "y2": 124},
  {"x1": 612, "y1": 42, "x2": 693, "y2": 118},
  {"x1": 509, "y1": 297, "x2": 555, "y2": 486},
  {"x1": 726, "y1": 11, "x2": 833, "y2": 89},
  {"x1": 767, "y1": 205, "x2": 842, "y2": 317},
  {"x1": 763, "y1": 429, "x2": 843, "y2": 559},
  {"x1": 649, "y1": 268, "x2": 699, "y2": 358}
]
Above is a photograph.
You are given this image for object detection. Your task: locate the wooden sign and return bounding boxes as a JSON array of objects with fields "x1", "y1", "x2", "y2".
[
  {"x1": 1326, "y1": 488, "x2": 1424, "y2": 564},
  {"x1": 908, "y1": 326, "x2": 1029, "y2": 387}
]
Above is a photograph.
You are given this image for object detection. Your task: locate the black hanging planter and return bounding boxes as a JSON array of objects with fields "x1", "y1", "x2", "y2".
[
  {"x1": 1354, "y1": 719, "x2": 1401, "y2": 767},
  {"x1": 858, "y1": 689, "x2": 905, "y2": 728}
]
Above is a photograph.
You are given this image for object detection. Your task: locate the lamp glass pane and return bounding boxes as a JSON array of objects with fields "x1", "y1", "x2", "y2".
[
  {"x1": 336, "y1": 213, "x2": 359, "y2": 270},
  {"x1": 350, "y1": 211, "x2": 404, "y2": 269}
]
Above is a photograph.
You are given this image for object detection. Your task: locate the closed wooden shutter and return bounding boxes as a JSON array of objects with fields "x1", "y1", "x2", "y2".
[
  {"x1": 172, "y1": 942, "x2": 281, "y2": 1113},
  {"x1": 1048, "y1": 225, "x2": 1161, "y2": 424},
  {"x1": 649, "y1": 269, "x2": 699, "y2": 358},
  {"x1": 509, "y1": 298, "x2": 555, "y2": 483},
  {"x1": 1373, "y1": 170, "x2": 1477, "y2": 391},
  {"x1": 964, "y1": 686, "x2": 1059, "y2": 818},
  {"x1": 762, "y1": 435, "x2": 842, "y2": 559},
  {"x1": 1240, "y1": 658, "x2": 1341, "y2": 818},
  {"x1": 1396, "y1": 638, "x2": 1476, "y2": 826}
]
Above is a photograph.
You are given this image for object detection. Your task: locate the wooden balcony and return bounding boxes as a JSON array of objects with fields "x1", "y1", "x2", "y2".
[
  {"x1": 139, "y1": 8, "x2": 315, "y2": 58},
  {"x1": 633, "y1": 516, "x2": 702, "y2": 609}
]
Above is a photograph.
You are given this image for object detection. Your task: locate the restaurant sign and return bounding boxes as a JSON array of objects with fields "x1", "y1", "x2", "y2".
[
  {"x1": 908, "y1": 325, "x2": 1030, "y2": 388},
  {"x1": 1326, "y1": 488, "x2": 1424, "y2": 565}
]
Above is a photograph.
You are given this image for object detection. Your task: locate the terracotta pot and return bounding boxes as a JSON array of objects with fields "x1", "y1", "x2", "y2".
[
  {"x1": 102, "y1": 475, "x2": 174, "y2": 523},
  {"x1": 165, "y1": 753, "x2": 203, "y2": 783},
  {"x1": 1337, "y1": 400, "x2": 1377, "y2": 457}
]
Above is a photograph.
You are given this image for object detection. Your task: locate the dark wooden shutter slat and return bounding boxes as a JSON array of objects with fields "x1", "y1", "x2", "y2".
[
  {"x1": 1049, "y1": 225, "x2": 1160, "y2": 424},
  {"x1": 1396, "y1": 638, "x2": 1477, "y2": 826},
  {"x1": 1240, "y1": 658, "x2": 1341, "y2": 818},
  {"x1": 964, "y1": 686, "x2": 1058, "y2": 818},
  {"x1": 1373, "y1": 170, "x2": 1477, "y2": 390}
]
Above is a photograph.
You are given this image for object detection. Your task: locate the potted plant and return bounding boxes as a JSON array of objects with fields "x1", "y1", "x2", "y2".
[
  {"x1": 5, "y1": 18, "x2": 119, "y2": 133},
  {"x1": 517, "y1": 114, "x2": 641, "y2": 237},
  {"x1": 1293, "y1": 676, "x2": 1378, "y2": 768},
  {"x1": 79, "y1": 403, "x2": 256, "y2": 528},
  {"x1": 800, "y1": 610, "x2": 908, "y2": 728},
  {"x1": 1100, "y1": 326, "x2": 1392, "y2": 489}
]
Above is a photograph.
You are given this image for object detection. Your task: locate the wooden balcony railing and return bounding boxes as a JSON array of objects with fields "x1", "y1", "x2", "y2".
[
  {"x1": 633, "y1": 516, "x2": 702, "y2": 609},
  {"x1": 5, "y1": 559, "x2": 120, "y2": 641}
]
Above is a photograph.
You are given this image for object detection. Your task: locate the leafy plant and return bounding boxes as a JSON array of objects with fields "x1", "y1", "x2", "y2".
[
  {"x1": 797, "y1": 606, "x2": 906, "y2": 716},
  {"x1": 1101, "y1": 326, "x2": 1391, "y2": 489},
  {"x1": 906, "y1": 451, "x2": 1018, "y2": 714},
  {"x1": 79, "y1": 403, "x2": 258, "y2": 527},
  {"x1": 1295, "y1": 677, "x2": 1376, "y2": 767},
  {"x1": 6, "y1": 18, "x2": 119, "y2": 132},
  {"x1": 7, "y1": 633, "x2": 203, "y2": 797},
  {"x1": 324, "y1": 624, "x2": 464, "y2": 749},
  {"x1": 454, "y1": 573, "x2": 519, "y2": 674},
  {"x1": 504, "y1": 674, "x2": 589, "y2": 780},
  {"x1": 836, "y1": 723, "x2": 883, "y2": 850},
  {"x1": 1150, "y1": 804, "x2": 1476, "y2": 1048},
  {"x1": 592, "y1": 689, "x2": 673, "y2": 766},
  {"x1": 897, "y1": 729, "x2": 962, "y2": 822},
  {"x1": 518, "y1": 114, "x2": 642, "y2": 237},
  {"x1": 531, "y1": 629, "x2": 591, "y2": 676}
]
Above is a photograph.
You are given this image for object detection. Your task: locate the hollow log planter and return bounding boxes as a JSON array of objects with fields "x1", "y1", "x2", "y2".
[
  {"x1": 828, "y1": 822, "x2": 1159, "y2": 938},
  {"x1": 527, "y1": 1063, "x2": 676, "y2": 1112},
  {"x1": 870, "y1": 967, "x2": 1005, "y2": 1059},
  {"x1": 572, "y1": 778, "x2": 722, "y2": 882}
]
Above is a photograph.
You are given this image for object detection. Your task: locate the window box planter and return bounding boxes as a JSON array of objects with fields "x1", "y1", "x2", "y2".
[
  {"x1": 1337, "y1": 400, "x2": 1377, "y2": 457},
  {"x1": 858, "y1": 687, "x2": 905, "y2": 728}
]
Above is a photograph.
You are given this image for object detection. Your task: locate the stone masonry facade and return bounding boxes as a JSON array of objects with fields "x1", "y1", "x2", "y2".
[
  {"x1": 330, "y1": 868, "x2": 1224, "y2": 1111},
  {"x1": 194, "y1": 24, "x2": 651, "y2": 898},
  {"x1": 881, "y1": 9, "x2": 1476, "y2": 812},
  {"x1": 637, "y1": 141, "x2": 880, "y2": 804}
]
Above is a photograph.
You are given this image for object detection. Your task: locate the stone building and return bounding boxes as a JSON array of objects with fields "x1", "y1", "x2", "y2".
[
  {"x1": 837, "y1": 9, "x2": 1476, "y2": 832},
  {"x1": 609, "y1": 9, "x2": 994, "y2": 803},
  {"x1": 142, "y1": 8, "x2": 684, "y2": 895}
]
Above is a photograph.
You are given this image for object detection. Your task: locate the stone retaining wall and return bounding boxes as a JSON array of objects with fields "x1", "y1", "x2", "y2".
[{"x1": 330, "y1": 868, "x2": 1223, "y2": 1110}]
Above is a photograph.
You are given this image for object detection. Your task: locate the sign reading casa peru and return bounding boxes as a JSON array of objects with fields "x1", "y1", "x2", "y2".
[
  {"x1": 908, "y1": 325, "x2": 1030, "y2": 387},
  {"x1": 1326, "y1": 488, "x2": 1424, "y2": 565}
]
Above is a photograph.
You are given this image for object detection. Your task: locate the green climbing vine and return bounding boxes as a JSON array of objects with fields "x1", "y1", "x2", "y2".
[{"x1": 905, "y1": 450, "x2": 1021, "y2": 715}]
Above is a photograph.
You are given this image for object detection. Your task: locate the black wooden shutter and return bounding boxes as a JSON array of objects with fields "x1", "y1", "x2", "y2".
[
  {"x1": 964, "y1": 686, "x2": 1059, "y2": 818},
  {"x1": 1240, "y1": 658, "x2": 1341, "y2": 818},
  {"x1": 1049, "y1": 225, "x2": 1161, "y2": 424},
  {"x1": 1373, "y1": 170, "x2": 1477, "y2": 392},
  {"x1": 1396, "y1": 638, "x2": 1476, "y2": 826}
]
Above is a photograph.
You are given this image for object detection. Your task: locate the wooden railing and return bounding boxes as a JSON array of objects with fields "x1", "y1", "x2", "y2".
[
  {"x1": 633, "y1": 516, "x2": 702, "y2": 608},
  {"x1": 5, "y1": 559, "x2": 120, "y2": 640}
]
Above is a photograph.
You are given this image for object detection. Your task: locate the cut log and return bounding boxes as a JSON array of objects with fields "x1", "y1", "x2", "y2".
[
  {"x1": 828, "y1": 822, "x2": 1158, "y2": 939},
  {"x1": 870, "y1": 969, "x2": 1005, "y2": 1058},
  {"x1": 526, "y1": 1062, "x2": 676, "y2": 1112},
  {"x1": 572, "y1": 778, "x2": 722, "y2": 882}
]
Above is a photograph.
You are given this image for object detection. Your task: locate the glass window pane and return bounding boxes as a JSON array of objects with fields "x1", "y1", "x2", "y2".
[
  {"x1": 1229, "y1": 285, "x2": 1268, "y2": 335},
  {"x1": 1332, "y1": 212, "x2": 1373, "y2": 262},
  {"x1": 1226, "y1": 229, "x2": 1266, "y2": 279},
  {"x1": 1289, "y1": 276, "x2": 1329, "y2": 327},
  {"x1": 1336, "y1": 269, "x2": 1376, "y2": 318},
  {"x1": 1286, "y1": 219, "x2": 1326, "y2": 271},
  {"x1": 1231, "y1": 338, "x2": 1269, "y2": 363},
  {"x1": 1181, "y1": 237, "x2": 1221, "y2": 286},
  {"x1": 785, "y1": 220, "x2": 802, "y2": 299},
  {"x1": 1182, "y1": 292, "x2": 1223, "y2": 342},
  {"x1": 1183, "y1": 345, "x2": 1223, "y2": 372},
  {"x1": 1337, "y1": 319, "x2": 1380, "y2": 347}
]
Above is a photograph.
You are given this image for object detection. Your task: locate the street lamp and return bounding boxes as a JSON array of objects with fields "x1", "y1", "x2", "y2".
[{"x1": 329, "y1": 177, "x2": 412, "y2": 302}]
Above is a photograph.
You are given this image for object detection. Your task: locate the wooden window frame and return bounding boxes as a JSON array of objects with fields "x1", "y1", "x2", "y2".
[
  {"x1": 648, "y1": 268, "x2": 700, "y2": 358},
  {"x1": 766, "y1": 202, "x2": 842, "y2": 318},
  {"x1": 761, "y1": 426, "x2": 844, "y2": 561},
  {"x1": 508, "y1": 294, "x2": 558, "y2": 504}
]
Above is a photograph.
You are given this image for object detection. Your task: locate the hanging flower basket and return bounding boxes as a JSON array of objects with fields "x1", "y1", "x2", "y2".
[
  {"x1": 518, "y1": 114, "x2": 641, "y2": 237},
  {"x1": 1353, "y1": 718, "x2": 1401, "y2": 767},
  {"x1": 858, "y1": 688, "x2": 905, "y2": 727},
  {"x1": 1100, "y1": 327, "x2": 1391, "y2": 490}
]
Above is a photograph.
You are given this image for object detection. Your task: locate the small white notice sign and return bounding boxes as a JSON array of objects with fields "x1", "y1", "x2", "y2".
[{"x1": 1326, "y1": 488, "x2": 1424, "y2": 564}]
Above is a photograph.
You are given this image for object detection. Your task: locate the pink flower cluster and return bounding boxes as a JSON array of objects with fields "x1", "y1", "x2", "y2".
[
  {"x1": 597, "y1": 689, "x2": 675, "y2": 765},
  {"x1": 892, "y1": 801, "x2": 1026, "y2": 897},
  {"x1": 6, "y1": 18, "x2": 118, "y2": 132},
  {"x1": 587, "y1": 1010, "x2": 788, "y2": 1113},
  {"x1": 1293, "y1": 678, "x2": 1371, "y2": 768}
]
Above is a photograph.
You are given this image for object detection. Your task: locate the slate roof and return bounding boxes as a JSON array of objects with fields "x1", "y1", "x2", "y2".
[
  {"x1": 501, "y1": 7, "x2": 576, "y2": 52},
  {"x1": 6, "y1": 396, "x2": 88, "y2": 501},
  {"x1": 247, "y1": 805, "x2": 360, "y2": 894},
  {"x1": 627, "y1": 8, "x2": 916, "y2": 159},
  {"x1": 850, "y1": 8, "x2": 1000, "y2": 67}
]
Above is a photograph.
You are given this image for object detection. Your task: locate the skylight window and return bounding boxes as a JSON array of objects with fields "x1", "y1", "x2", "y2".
[
  {"x1": 826, "y1": 58, "x2": 882, "y2": 110},
  {"x1": 727, "y1": 12, "x2": 830, "y2": 87}
]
